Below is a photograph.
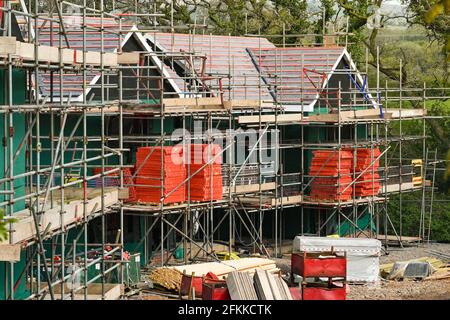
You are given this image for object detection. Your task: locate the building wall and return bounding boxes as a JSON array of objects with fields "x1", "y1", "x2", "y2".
[{"x1": 0, "y1": 69, "x2": 28, "y2": 300}]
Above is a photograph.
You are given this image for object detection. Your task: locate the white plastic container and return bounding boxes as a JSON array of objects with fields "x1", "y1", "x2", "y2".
[{"x1": 293, "y1": 236, "x2": 381, "y2": 283}]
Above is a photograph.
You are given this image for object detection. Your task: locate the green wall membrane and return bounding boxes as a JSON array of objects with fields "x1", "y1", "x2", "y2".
[
  {"x1": 338, "y1": 209, "x2": 376, "y2": 237},
  {"x1": 0, "y1": 252, "x2": 30, "y2": 300},
  {"x1": 0, "y1": 113, "x2": 26, "y2": 212},
  {"x1": 0, "y1": 69, "x2": 28, "y2": 300},
  {"x1": 123, "y1": 216, "x2": 149, "y2": 267},
  {"x1": 0, "y1": 69, "x2": 27, "y2": 212},
  {"x1": 280, "y1": 121, "x2": 371, "y2": 237},
  {"x1": 36, "y1": 114, "x2": 106, "y2": 177}
]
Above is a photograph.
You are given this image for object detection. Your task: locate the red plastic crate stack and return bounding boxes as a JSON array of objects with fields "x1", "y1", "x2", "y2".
[
  {"x1": 353, "y1": 148, "x2": 381, "y2": 197},
  {"x1": 135, "y1": 146, "x2": 186, "y2": 204},
  {"x1": 188, "y1": 144, "x2": 223, "y2": 202},
  {"x1": 309, "y1": 150, "x2": 353, "y2": 201}
]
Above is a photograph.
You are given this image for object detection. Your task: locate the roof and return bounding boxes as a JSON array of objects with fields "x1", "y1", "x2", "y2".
[
  {"x1": 16, "y1": 16, "x2": 128, "y2": 100},
  {"x1": 145, "y1": 32, "x2": 276, "y2": 101},
  {"x1": 146, "y1": 34, "x2": 376, "y2": 111},
  {"x1": 17, "y1": 16, "x2": 183, "y2": 101},
  {"x1": 248, "y1": 47, "x2": 345, "y2": 107}
]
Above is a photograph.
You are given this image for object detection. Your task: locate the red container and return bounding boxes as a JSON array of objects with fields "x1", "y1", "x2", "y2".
[
  {"x1": 291, "y1": 252, "x2": 346, "y2": 278},
  {"x1": 202, "y1": 280, "x2": 231, "y2": 300},
  {"x1": 180, "y1": 274, "x2": 203, "y2": 298},
  {"x1": 302, "y1": 285, "x2": 346, "y2": 300},
  {"x1": 289, "y1": 287, "x2": 302, "y2": 300}
]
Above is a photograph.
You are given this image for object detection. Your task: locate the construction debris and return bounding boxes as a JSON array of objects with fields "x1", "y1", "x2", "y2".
[
  {"x1": 388, "y1": 262, "x2": 432, "y2": 280},
  {"x1": 381, "y1": 256, "x2": 449, "y2": 281},
  {"x1": 148, "y1": 258, "x2": 278, "y2": 294}
]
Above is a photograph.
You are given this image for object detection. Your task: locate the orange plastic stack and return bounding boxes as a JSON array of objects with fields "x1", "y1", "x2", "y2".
[
  {"x1": 188, "y1": 144, "x2": 223, "y2": 201},
  {"x1": 135, "y1": 146, "x2": 186, "y2": 204},
  {"x1": 309, "y1": 150, "x2": 353, "y2": 201},
  {"x1": 353, "y1": 148, "x2": 381, "y2": 196}
]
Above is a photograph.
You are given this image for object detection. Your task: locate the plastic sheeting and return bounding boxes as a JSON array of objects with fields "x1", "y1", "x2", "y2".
[{"x1": 293, "y1": 236, "x2": 381, "y2": 283}]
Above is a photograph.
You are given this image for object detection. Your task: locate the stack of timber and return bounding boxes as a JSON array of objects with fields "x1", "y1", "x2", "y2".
[
  {"x1": 148, "y1": 267, "x2": 183, "y2": 292},
  {"x1": 171, "y1": 258, "x2": 278, "y2": 279},
  {"x1": 161, "y1": 98, "x2": 263, "y2": 113},
  {"x1": 226, "y1": 271, "x2": 258, "y2": 300},
  {"x1": 149, "y1": 258, "x2": 278, "y2": 292},
  {"x1": 1, "y1": 188, "x2": 119, "y2": 245},
  {"x1": 254, "y1": 270, "x2": 293, "y2": 300}
]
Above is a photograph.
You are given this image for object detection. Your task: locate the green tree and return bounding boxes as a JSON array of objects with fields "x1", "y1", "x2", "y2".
[
  {"x1": 407, "y1": 0, "x2": 450, "y2": 62},
  {"x1": 0, "y1": 210, "x2": 9, "y2": 241}
]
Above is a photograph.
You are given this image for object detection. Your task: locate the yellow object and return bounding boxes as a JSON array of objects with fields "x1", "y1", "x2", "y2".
[
  {"x1": 411, "y1": 159, "x2": 423, "y2": 186},
  {"x1": 380, "y1": 256, "x2": 446, "y2": 279},
  {"x1": 327, "y1": 234, "x2": 340, "y2": 238},
  {"x1": 215, "y1": 251, "x2": 240, "y2": 260}
]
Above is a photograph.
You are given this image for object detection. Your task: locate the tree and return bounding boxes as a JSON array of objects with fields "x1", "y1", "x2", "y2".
[
  {"x1": 119, "y1": 0, "x2": 309, "y2": 43},
  {"x1": 0, "y1": 210, "x2": 9, "y2": 241},
  {"x1": 407, "y1": 0, "x2": 450, "y2": 62}
]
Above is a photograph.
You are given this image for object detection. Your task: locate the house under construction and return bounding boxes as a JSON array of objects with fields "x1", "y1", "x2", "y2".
[{"x1": 0, "y1": 1, "x2": 447, "y2": 300}]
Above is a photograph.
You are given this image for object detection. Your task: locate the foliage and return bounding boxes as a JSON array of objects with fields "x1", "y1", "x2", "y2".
[
  {"x1": 407, "y1": 0, "x2": 450, "y2": 62},
  {"x1": 113, "y1": 0, "x2": 309, "y2": 43},
  {"x1": 0, "y1": 210, "x2": 11, "y2": 241},
  {"x1": 388, "y1": 192, "x2": 450, "y2": 242}
]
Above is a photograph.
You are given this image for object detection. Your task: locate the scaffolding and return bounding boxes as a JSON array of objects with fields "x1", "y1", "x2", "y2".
[{"x1": 0, "y1": 0, "x2": 449, "y2": 300}]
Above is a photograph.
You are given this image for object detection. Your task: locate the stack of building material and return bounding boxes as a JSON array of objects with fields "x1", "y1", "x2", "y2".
[
  {"x1": 253, "y1": 270, "x2": 293, "y2": 300},
  {"x1": 309, "y1": 150, "x2": 353, "y2": 201},
  {"x1": 135, "y1": 146, "x2": 186, "y2": 204},
  {"x1": 353, "y1": 148, "x2": 381, "y2": 196},
  {"x1": 148, "y1": 267, "x2": 183, "y2": 292},
  {"x1": 170, "y1": 257, "x2": 278, "y2": 279},
  {"x1": 226, "y1": 271, "x2": 258, "y2": 300},
  {"x1": 293, "y1": 236, "x2": 381, "y2": 283},
  {"x1": 188, "y1": 144, "x2": 223, "y2": 201}
]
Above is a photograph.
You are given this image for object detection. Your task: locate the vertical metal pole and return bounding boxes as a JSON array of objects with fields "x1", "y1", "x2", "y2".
[
  {"x1": 6, "y1": 0, "x2": 15, "y2": 300},
  {"x1": 82, "y1": 0, "x2": 88, "y2": 300},
  {"x1": 100, "y1": 0, "x2": 106, "y2": 299},
  {"x1": 58, "y1": 1, "x2": 66, "y2": 298},
  {"x1": 398, "y1": 59, "x2": 403, "y2": 244}
]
